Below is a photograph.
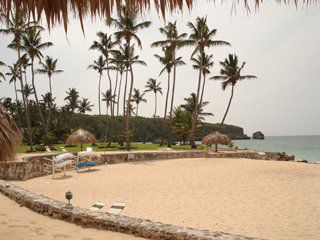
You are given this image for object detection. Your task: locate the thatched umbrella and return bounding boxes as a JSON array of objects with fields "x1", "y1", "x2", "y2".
[
  {"x1": 0, "y1": 103, "x2": 21, "y2": 162},
  {"x1": 0, "y1": 1, "x2": 314, "y2": 32},
  {"x1": 202, "y1": 131, "x2": 231, "y2": 152},
  {"x1": 66, "y1": 129, "x2": 96, "y2": 151}
]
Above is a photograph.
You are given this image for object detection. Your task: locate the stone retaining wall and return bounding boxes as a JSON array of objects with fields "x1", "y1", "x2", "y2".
[
  {"x1": 0, "y1": 179, "x2": 262, "y2": 240},
  {"x1": 0, "y1": 150, "x2": 295, "y2": 181}
]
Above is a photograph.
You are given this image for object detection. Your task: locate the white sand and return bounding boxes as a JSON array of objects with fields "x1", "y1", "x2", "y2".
[
  {"x1": 0, "y1": 194, "x2": 143, "y2": 240},
  {"x1": 13, "y1": 158, "x2": 320, "y2": 240}
]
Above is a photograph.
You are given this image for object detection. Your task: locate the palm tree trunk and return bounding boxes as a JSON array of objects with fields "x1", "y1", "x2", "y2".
[
  {"x1": 169, "y1": 52, "x2": 176, "y2": 118},
  {"x1": 113, "y1": 70, "x2": 118, "y2": 114},
  {"x1": 18, "y1": 50, "x2": 33, "y2": 150},
  {"x1": 125, "y1": 40, "x2": 134, "y2": 150},
  {"x1": 200, "y1": 73, "x2": 206, "y2": 105},
  {"x1": 117, "y1": 72, "x2": 123, "y2": 116},
  {"x1": 106, "y1": 57, "x2": 113, "y2": 116},
  {"x1": 123, "y1": 69, "x2": 128, "y2": 116},
  {"x1": 31, "y1": 58, "x2": 48, "y2": 139},
  {"x1": 14, "y1": 81, "x2": 18, "y2": 102},
  {"x1": 47, "y1": 75, "x2": 52, "y2": 130},
  {"x1": 136, "y1": 104, "x2": 139, "y2": 116},
  {"x1": 154, "y1": 92, "x2": 157, "y2": 118},
  {"x1": 164, "y1": 71, "x2": 171, "y2": 119},
  {"x1": 190, "y1": 68, "x2": 202, "y2": 148},
  {"x1": 220, "y1": 85, "x2": 235, "y2": 128},
  {"x1": 98, "y1": 74, "x2": 101, "y2": 115}
]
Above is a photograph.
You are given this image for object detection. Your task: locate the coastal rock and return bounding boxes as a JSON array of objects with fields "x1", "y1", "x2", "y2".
[{"x1": 252, "y1": 131, "x2": 265, "y2": 140}]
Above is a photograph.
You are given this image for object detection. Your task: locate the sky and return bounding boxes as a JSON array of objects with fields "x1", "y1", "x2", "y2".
[{"x1": 0, "y1": 1, "x2": 320, "y2": 136}]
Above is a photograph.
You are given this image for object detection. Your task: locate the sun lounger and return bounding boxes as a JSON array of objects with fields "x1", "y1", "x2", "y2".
[
  {"x1": 45, "y1": 146, "x2": 52, "y2": 153},
  {"x1": 60, "y1": 147, "x2": 68, "y2": 152},
  {"x1": 76, "y1": 151, "x2": 99, "y2": 172},
  {"x1": 43, "y1": 152, "x2": 75, "y2": 178},
  {"x1": 89, "y1": 202, "x2": 105, "y2": 211},
  {"x1": 107, "y1": 203, "x2": 125, "y2": 214}
]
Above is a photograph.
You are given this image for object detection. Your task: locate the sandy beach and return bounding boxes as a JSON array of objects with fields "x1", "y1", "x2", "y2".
[
  {"x1": 0, "y1": 194, "x2": 143, "y2": 240},
  {"x1": 12, "y1": 158, "x2": 320, "y2": 240}
]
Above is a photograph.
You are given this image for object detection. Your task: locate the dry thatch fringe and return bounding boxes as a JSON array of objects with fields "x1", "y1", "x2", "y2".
[
  {"x1": 0, "y1": 0, "x2": 317, "y2": 32},
  {"x1": 0, "y1": 103, "x2": 21, "y2": 162},
  {"x1": 66, "y1": 128, "x2": 97, "y2": 146}
]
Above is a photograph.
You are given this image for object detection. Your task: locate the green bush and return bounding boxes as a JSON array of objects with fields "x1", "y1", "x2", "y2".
[{"x1": 35, "y1": 145, "x2": 46, "y2": 152}]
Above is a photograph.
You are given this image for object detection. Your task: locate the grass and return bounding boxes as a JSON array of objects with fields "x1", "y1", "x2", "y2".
[{"x1": 18, "y1": 142, "x2": 208, "y2": 153}]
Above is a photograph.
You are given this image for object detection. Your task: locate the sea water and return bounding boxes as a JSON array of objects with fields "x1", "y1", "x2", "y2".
[{"x1": 233, "y1": 135, "x2": 320, "y2": 162}]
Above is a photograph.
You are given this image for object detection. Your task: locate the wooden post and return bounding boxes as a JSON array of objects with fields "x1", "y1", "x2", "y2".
[{"x1": 52, "y1": 156, "x2": 55, "y2": 179}]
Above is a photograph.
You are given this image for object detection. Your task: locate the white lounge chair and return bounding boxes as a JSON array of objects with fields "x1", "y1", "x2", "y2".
[{"x1": 45, "y1": 146, "x2": 52, "y2": 153}]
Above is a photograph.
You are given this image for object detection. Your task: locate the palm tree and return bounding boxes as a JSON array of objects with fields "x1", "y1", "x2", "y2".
[
  {"x1": 5, "y1": 63, "x2": 21, "y2": 102},
  {"x1": 36, "y1": 55, "x2": 63, "y2": 129},
  {"x1": 211, "y1": 54, "x2": 256, "y2": 127},
  {"x1": 144, "y1": 78, "x2": 163, "y2": 118},
  {"x1": 111, "y1": 5, "x2": 151, "y2": 150},
  {"x1": 0, "y1": 11, "x2": 36, "y2": 149},
  {"x1": 154, "y1": 46, "x2": 173, "y2": 119},
  {"x1": 78, "y1": 98, "x2": 93, "y2": 114},
  {"x1": 152, "y1": 21, "x2": 188, "y2": 117},
  {"x1": 36, "y1": 55, "x2": 63, "y2": 95},
  {"x1": 88, "y1": 55, "x2": 107, "y2": 115},
  {"x1": 109, "y1": 50, "x2": 126, "y2": 116},
  {"x1": 191, "y1": 53, "x2": 214, "y2": 104},
  {"x1": 64, "y1": 88, "x2": 79, "y2": 113},
  {"x1": 18, "y1": 84, "x2": 34, "y2": 99},
  {"x1": 102, "y1": 90, "x2": 116, "y2": 115},
  {"x1": 131, "y1": 88, "x2": 147, "y2": 116},
  {"x1": 187, "y1": 17, "x2": 230, "y2": 148},
  {"x1": 89, "y1": 32, "x2": 118, "y2": 115},
  {"x1": 21, "y1": 26, "x2": 53, "y2": 137}
]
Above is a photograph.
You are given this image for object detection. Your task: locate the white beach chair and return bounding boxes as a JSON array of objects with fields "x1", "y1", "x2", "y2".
[
  {"x1": 107, "y1": 203, "x2": 125, "y2": 214},
  {"x1": 45, "y1": 146, "x2": 52, "y2": 153}
]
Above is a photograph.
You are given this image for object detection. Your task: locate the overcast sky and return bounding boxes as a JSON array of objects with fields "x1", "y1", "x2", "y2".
[{"x1": 1, "y1": 1, "x2": 319, "y2": 136}]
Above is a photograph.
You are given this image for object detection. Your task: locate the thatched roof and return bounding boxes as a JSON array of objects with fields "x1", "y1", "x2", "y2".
[
  {"x1": 0, "y1": 103, "x2": 21, "y2": 162},
  {"x1": 66, "y1": 129, "x2": 97, "y2": 145},
  {"x1": 202, "y1": 131, "x2": 231, "y2": 146},
  {"x1": 0, "y1": 1, "x2": 316, "y2": 32}
]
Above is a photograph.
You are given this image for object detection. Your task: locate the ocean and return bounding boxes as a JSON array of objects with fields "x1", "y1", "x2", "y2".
[{"x1": 233, "y1": 135, "x2": 320, "y2": 163}]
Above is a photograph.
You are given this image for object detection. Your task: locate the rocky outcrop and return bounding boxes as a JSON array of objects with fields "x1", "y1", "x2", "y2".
[
  {"x1": 252, "y1": 131, "x2": 265, "y2": 140},
  {"x1": 0, "y1": 180, "x2": 262, "y2": 240}
]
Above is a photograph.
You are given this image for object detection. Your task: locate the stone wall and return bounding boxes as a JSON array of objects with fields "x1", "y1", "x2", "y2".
[
  {"x1": 0, "y1": 150, "x2": 295, "y2": 181},
  {"x1": 0, "y1": 179, "x2": 262, "y2": 240}
]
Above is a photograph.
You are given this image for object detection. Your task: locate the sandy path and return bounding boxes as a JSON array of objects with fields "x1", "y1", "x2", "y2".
[
  {"x1": 0, "y1": 194, "x2": 143, "y2": 240},
  {"x1": 14, "y1": 158, "x2": 320, "y2": 240}
]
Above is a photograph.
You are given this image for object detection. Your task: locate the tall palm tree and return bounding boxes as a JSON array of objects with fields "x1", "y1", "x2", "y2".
[
  {"x1": 102, "y1": 90, "x2": 116, "y2": 115},
  {"x1": 21, "y1": 26, "x2": 53, "y2": 138},
  {"x1": 88, "y1": 55, "x2": 107, "y2": 115},
  {"x1": 144, "y1": 78, "x2": 162, "y2": 118},
  {"x1": 36, "y1": 55, "x2": 63, "y2": 95},
  {"x1": 0, "y1": 11, "x2": 36, "y2": 149},
  {"x1": 191, "y1": 53, "x2": 214, "y2": 104},
  {"x1": 131, "y1": 88, "x2": 147, "y2": 116},
  {"x1": 111, "y1": 5, "x2": 151, "y2": 150},
  {"x1": 211, "y1": 54, "x2": 256, "y2": 127},
  {"x1": 154, "y1": 46, "x2": 173, "y2": 119},
  {"x1": 18, "y1": 84, "x2": 34, "y2": 99},
  {"x1": 109, "y1": 50, "x2": 126, "y2": 116},
  {"x1": 187, "y1": 17, "x2": 230, "y2": 148},
  {"x1": 64, "y1": 88, "x2": 79, "y2": 113},
  {"x1": 78, "y1": 98, "x2": 93, "y2": 114},
  {"x1": 89, "y1": 31, "x2": 118, "y2": 115},
  {"x1": 6, "y1": 63, "x2": 21, "y2": 102},
  {"x1": 36, "y1": 55, "x2": 63, "y2": 129},
  {"x1": 152, "y1": 21, "x2": 188, "y2": 117}
]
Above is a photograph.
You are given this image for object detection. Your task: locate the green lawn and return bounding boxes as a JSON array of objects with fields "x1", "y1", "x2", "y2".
[{"x1": 19, "y1": 142, "x2": 207, "y2": 153}]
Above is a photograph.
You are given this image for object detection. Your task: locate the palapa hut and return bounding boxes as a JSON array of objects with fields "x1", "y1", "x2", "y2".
[
  {"x1": 66, "y1": 129, "x2": 97, "y2": 151},
  {"x1": 0, "y1": 103, "x2": 21, "y2": 162},
  {"x1": 202, "y1": 131, "x2": 231, "y2": 152},
  {"x1": 0, "y1": 1, "x2": 315, "y2": 32}
]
